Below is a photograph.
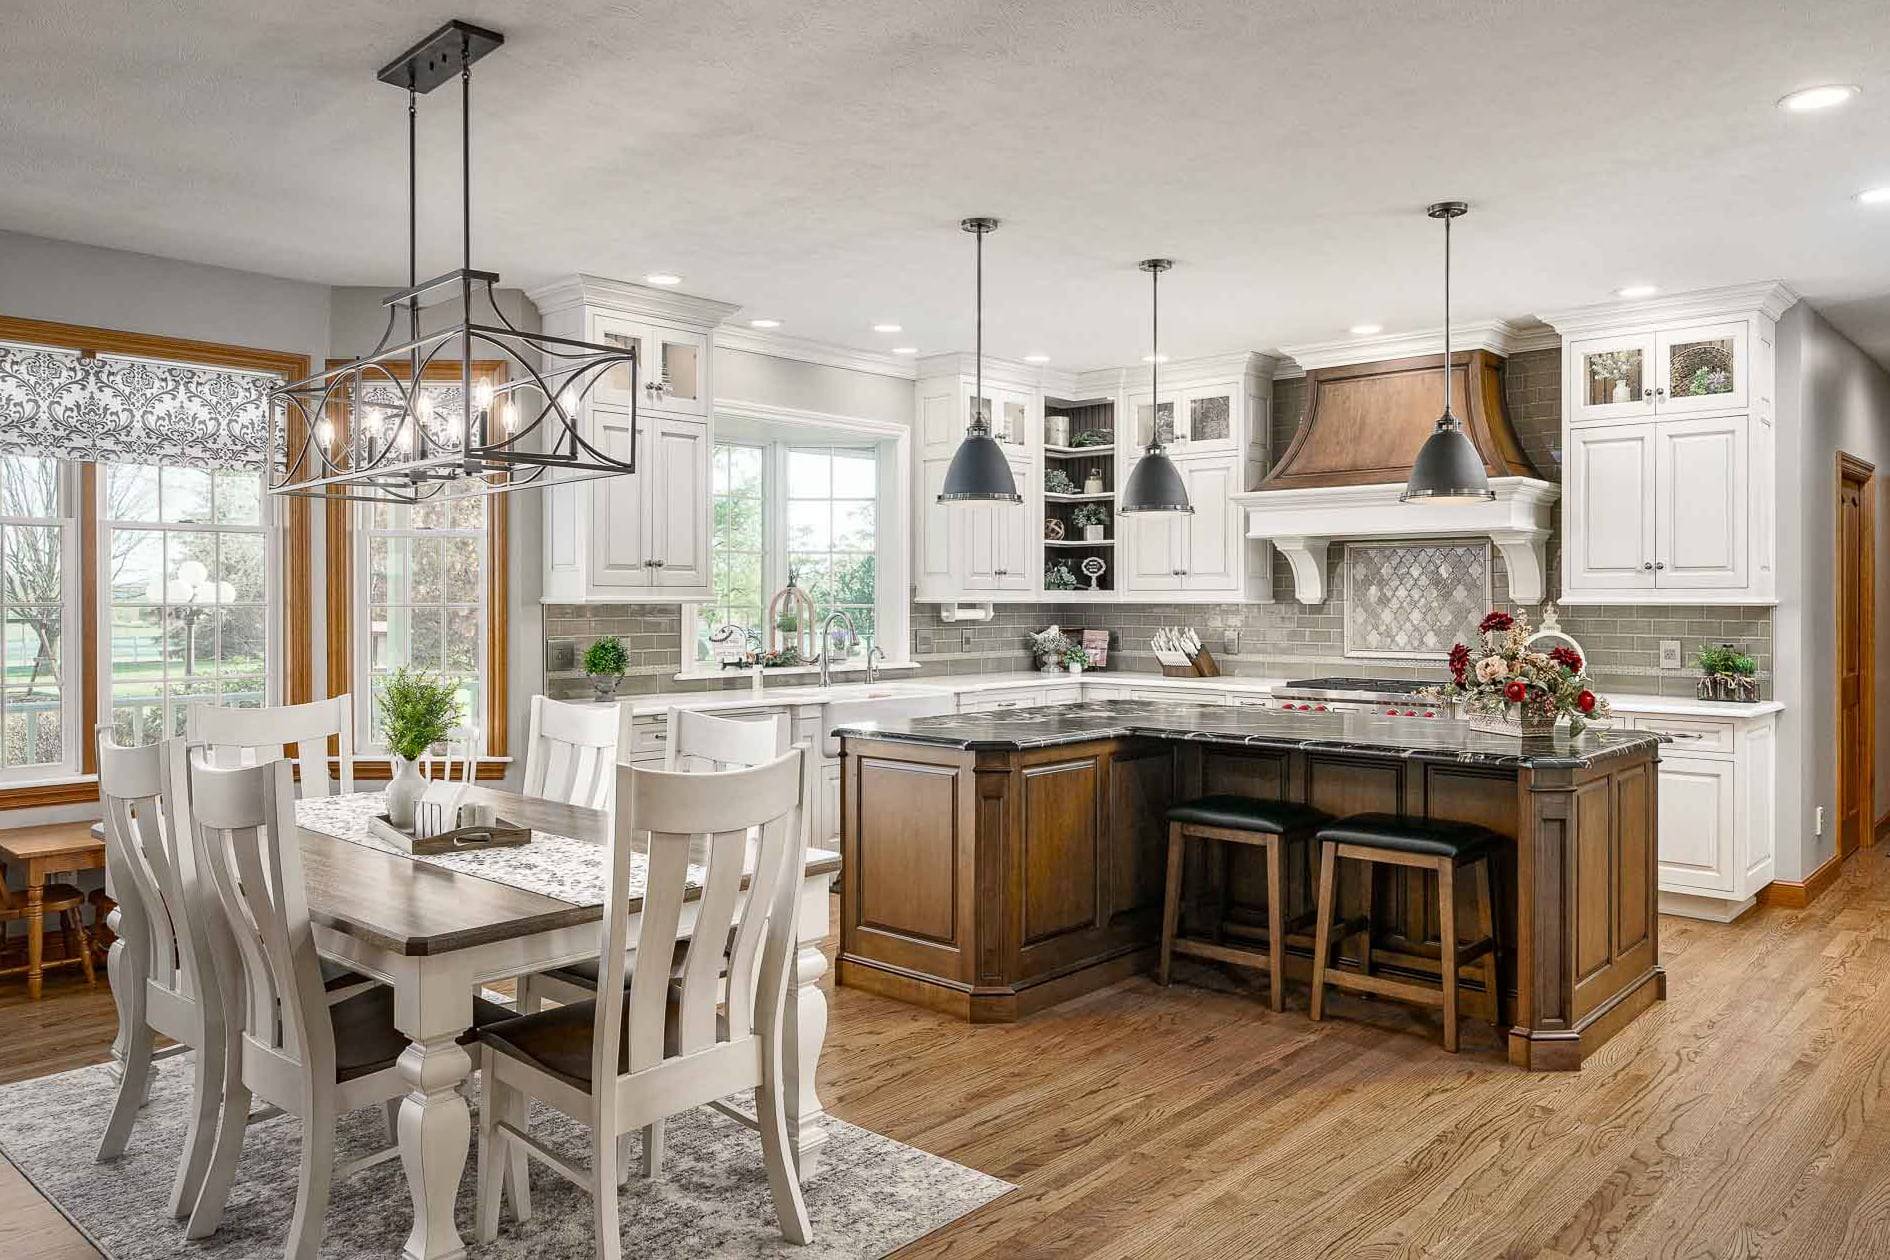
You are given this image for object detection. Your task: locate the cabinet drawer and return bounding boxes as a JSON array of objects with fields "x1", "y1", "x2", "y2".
[
  {"x1": 1631, "y1": 715, "x2": 1734, "y2": 754},
  {"x1": 629, "y1": 721, "x2": 670, "y2": 754}
]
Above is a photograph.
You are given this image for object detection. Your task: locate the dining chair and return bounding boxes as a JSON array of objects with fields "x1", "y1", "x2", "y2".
[
  {"x1": 475, "y1": 748, "x2": 813, "y2": 1257},
  {"x1": 182, "y1": 754, "x2": 512, "y2": 1258},
  {"x1": 187, "y1": 695, "x2": 357, "y2": 798},
  {"x1": 419, "y1": 723, "x2": 481, "y2": 786},
  {"x1": 520, "y1": 694, "x2": 619, "y2": 810},
  {"x1": 94, "y1": 733, "x2": 226, "y2": 1219}
]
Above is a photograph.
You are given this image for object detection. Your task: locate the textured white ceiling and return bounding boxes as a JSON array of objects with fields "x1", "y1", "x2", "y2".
[{"x1": 5, "y1": 1, "x2": 1890, "y2": 369}]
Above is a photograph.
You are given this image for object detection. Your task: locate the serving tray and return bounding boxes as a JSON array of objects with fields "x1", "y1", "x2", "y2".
[{"x1": 366, "y1": 813, "x2": 531, "y2": 856}]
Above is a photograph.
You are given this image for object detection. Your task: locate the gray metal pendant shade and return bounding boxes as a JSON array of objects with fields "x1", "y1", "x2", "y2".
[
  {"x1": 1119, "y1": 257, "x2": 1194, "y2": 515},
  {"x1": 938, "y1": 216, "x2": 1021, "y2": 504},
  {"x1": 1402, "y1": 201, "x2": 1495, "y2": 502}
]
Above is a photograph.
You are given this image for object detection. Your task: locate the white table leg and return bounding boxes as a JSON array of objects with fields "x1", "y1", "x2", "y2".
[
  {"x1": 394, "y1": 975, "x2": 476, "y2": 1260},
  {"x1": 784, "y1": 941, "x2": 829, "y2": 1182}
]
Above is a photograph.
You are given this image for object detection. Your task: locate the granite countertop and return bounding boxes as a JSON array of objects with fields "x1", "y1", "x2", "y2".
[{"x1": 833, "y1": 699, "x2": 1663, "y2": 769}]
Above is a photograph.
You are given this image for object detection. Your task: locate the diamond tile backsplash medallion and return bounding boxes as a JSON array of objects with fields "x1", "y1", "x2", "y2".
[{"x1": 1343, "y1": 541, "x2": 1491, "y2": 659}]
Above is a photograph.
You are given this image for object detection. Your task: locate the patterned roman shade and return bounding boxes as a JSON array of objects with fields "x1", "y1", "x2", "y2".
[{"x1": 0, "y1": 341, "x2": 275, "y2": 471}]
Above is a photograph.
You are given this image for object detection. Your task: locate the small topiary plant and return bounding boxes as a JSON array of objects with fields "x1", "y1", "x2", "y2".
[{"x1": 583, "y1": 636, "x2": 629, "y2": 677}]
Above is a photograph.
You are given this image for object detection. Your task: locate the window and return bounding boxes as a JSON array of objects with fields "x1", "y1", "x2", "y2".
[
  {"x1": 689, "y1": 437, "x2": 886, "y2": 666},
  {"x1": 103, "y1": 464, "x2": 275, "y2": 744},
  {"x1": 0, "y1": 455, "x2": 78, "y2": 778},
  {"x1": 356, "y1": 493, "x2": 487, "y2": 752}
]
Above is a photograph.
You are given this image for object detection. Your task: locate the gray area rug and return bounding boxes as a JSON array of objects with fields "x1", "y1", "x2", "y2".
[{"x1": 0, "y1": 1057, "x2": 1010, "y2": 1258}]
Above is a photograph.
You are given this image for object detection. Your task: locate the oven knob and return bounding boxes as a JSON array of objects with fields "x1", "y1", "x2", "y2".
[
  {"x1": 1403, "y1": 709, "x2": 1417, "y2": 717},
  {"x1": 1313, "y1": 704, "x2": 1328, "y2": 712},
  {"x1": 1423, "y1": 710, "x2": 1436, "y2": 718},
  {"x1": 1386, "y1": 708, "x2": 1399, "y2": 716}
]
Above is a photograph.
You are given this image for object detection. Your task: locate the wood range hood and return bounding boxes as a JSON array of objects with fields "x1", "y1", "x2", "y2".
[{"x1": 1233, "y1": 349, "x2": 1560, "y2": 605}]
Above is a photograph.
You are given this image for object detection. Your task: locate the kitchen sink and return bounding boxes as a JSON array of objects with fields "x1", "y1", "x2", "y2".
[{"x1": 818, "y1": 685, "x2": 955, "y2": 756}]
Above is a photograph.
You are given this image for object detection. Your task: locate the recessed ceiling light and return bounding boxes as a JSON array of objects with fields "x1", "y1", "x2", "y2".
[
  {"x1": 1140, "y1": 353, "x2": 1170, "y2": 364},
  {"x1": 747, "y1": 318, "x2": 781, "y2": 329},
  {"x1": 872, "y1": 322, "x2": 903, "y2": 334},
  {"x1": 1857, "y1": 186, "x2": 1890, "y2": 205},
  {"x1": 1616, "y1": 284, "x2": 1660, "y2": 298},
  {"x1": 891, "y1": 346, "x2": 919, "y2": 356},
  {"x1": 1348, "y1": 323, "x2": 1383, "y2": 336},
  {"x1": 1023, "y1": 353, "x2": 1050, "y2": 364},
  {"x1": 644, "y1": 272, "x2": 682, "y2": 286},
  {"x1": 1778, "y1": 84, "x2": 1860, "y2": 112}
]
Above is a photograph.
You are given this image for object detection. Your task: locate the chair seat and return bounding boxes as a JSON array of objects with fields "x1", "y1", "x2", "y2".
[
  {"x1": 1316, "y1": 813, "x2": 1503, "y2": 859},
  {"x1": 1167, "y1": 795, "x2": 1329, "y2": 836},
  {"x1": 0, "y1": 883, "x2": 88, "y2": 917},
  {"x1": 479, "y1": 996, "x2": 671, "y2": 1094},
  {"x1": 330, "y1": 985, "x2": 514, "y2": 1083}
]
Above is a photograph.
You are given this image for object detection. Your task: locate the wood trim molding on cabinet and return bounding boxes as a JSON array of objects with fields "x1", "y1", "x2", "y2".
[
  {"x1": 0, "y1": 314, "x2": 310, "y2": 809},
  {"x1": 1756, "y1": 847, "x2": 1851, "y2": 910}
]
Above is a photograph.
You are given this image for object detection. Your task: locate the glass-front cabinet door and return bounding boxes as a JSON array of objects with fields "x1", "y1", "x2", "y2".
[
  {"x1": 1655, "y1": 322, "x2": 1747, "y2": 417},
  {"x1": 1567, "y1": 332, "x2": 1658, "y2": 424},
  {"x1": 1127, "y1": 392, "x2": 1175, "y2": 449},
  {"x1": 584, "y1": 315, "x2": 708, "y2": 418},
  {"x1": 1178, "y1": 388, "x2": 1235, "y2": 452}
]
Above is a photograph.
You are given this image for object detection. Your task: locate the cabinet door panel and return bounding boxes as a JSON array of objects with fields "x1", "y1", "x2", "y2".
[
  {"x1": 996, "y1": 492, "x2": 1032, "y2": 590},
  {"x1": 1656, "y1": 321, "x2": 1747, "y2": 416},
  {"x1": 917, "y1": 458, "x2": 960, "y2": 593},
  {"x1": 1180, "y1": 461, "x2": 1238, "y2": 591},
  {"x1": 1565, "y1": 424, "x2": 1657, "y2": 593},
  {"x1": 1123, "y1": 512, "x2": 1182, "y2": 591},
  {"x1": 1569, "y1": 332, "x2": 1658, "y2": 424},
  {"x1": 648, "y1": 417, "x2": 711, "y2": 590},
  {"x1": 1656, "y1": 416, "x2": 1747, "y2": 589},
  {"x1": 587, "y1": 406, "x2": 649, "y2": 589},
  {"x1": 1177, "y1": 388, "x2": 1236, "y2": 453},
  {"x1": 1655, "y1": 756, "x2": 1734, "y2": 893},
  {"x1": 647, "y1": 325, "x2": 709, "y2": 417},
  {"x1": 590, "y1": 315, "x2": 644, "y2": 408}
]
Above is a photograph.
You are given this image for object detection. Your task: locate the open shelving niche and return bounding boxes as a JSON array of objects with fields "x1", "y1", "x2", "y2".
[{"x1": 1041, "y1": 397, "x2": 1117, "y2": 595}]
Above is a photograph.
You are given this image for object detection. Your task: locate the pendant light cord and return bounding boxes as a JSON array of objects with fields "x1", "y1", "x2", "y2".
[
  {"x1": 1441, "y1": 211, "x2": 1452, "y2": 424},
  {"x1": 974, "y1": 224, "x2": 985, "y2": 436},
  {"x1": 1150, "y1": 264, "x2": 1160, "y2": 453}
]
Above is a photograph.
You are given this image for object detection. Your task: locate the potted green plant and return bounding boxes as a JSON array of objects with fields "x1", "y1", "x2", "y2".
[
  {"x1": 1071, "y1": 427, "x2": 1114, "y2": 448},
  {"x1": 1071, "y1": 502, "x2": 1110, "y2": 542},
  {"x1": 1044, "y1": 467, "x2": 1078, "y2": 495},
  {"x1": 1030, "y1": 626, "x2": 1074, "y2": 672},
  {"x1": 583, "y1": 635, "x2": 630, "y2": 700},
  {"x1": 378, "y1": 667, "x2": 463, "y2": 829},
  {"x1": 1693, "y1": 642, "x2": 1759, "y2": 702},
  {"x1": 1060, "y1": 644, "x2": 1092, "y2": 675},
  {"x1": 1044, "y1": 560, "x2": 1078, "y2": 591}
]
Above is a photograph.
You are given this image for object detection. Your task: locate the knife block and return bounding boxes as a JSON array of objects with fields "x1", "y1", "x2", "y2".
[{"x1": 1190, "y1": 646, "x2": 1222, "y2": 677}]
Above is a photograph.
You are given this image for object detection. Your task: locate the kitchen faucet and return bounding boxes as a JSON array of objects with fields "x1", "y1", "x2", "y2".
[{"x1": 815, "y1": 609, "x2": 858, "y2": 687}]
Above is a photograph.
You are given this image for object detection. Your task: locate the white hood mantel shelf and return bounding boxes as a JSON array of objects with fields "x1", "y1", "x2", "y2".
[{"x1": 1230, "y1": 477, "x2": 1561, "y2": 605}]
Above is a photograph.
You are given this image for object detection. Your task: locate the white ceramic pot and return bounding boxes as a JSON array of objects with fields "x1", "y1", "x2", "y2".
[
  {"x1": 1083, "y1": 524, "x2": 1106, "y2": 542},
  {"x1": 1612, "y1": 378, "x2": 1631, "y2": 404},
  {"x1": 385, "y1": 755, "x2": 426, "y2": 829}
]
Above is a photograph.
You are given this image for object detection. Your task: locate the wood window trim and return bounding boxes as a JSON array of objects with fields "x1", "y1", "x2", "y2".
[
  {"x1": 323, "y1": 359, "x2": 510, "y2": 774},
  {"x1": 0, "y1": 314, "x2": 310, "y2": 808}
]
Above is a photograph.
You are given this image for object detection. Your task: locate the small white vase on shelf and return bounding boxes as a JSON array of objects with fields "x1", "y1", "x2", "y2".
[
  {"x1": 1084, "y1": 473, "x2": 1105, "y2": 495},
  {"x1": 1083, "y1": 524, "x2": 1106, "y2": 542},
  {"x1": 1611, "y1": 378, "x2": 1631, "y2": 404},
  {"x1": 385, "y1": 755, "x2": 426, "y2": 829}
]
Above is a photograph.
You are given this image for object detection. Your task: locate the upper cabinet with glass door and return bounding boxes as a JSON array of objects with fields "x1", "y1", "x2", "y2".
[
  {"x1": 589, "y1": 312, "x2": 709, "y2": 418},
  {"x1": 1127, "y1": 386, "x2": 1238, "y2": 454},
  {"x1": 1568, "y1": 323, "x2": 1748, "y2": 425},
  {"x1": 971, "y1": 385, "x2": 1033, "y2": 453}
]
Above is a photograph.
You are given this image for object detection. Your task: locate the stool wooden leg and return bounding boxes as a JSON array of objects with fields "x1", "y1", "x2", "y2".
[
  {"x1": 1356, "y1": 862, "x2": 1374, "y2": 978},
  {"x1": 74, "y1": 914, "x2": 96, "y2": 985},
  {"x1": 1264, "y1": 837, "x2": 1285, "y2": 1013},
  {"x1": 61, "y1": 910, "x2": 80, "y2": 965},
  {"x1": 1214, "y1": 840, "x2": 1233, "y2": 945},
  {"x1": 1158, "y1": 823, "x2": 1187, "y2": 986},
  {"x1": 1474, "y1": 854, "x2": 1501, "y2": 1026},
  {"x1": 1309, "y1": 841, "x2": 1338, "y2": 1022},
  {"x1": 1438, "y1": 858, "x2": 1460, "y2": 1052}
]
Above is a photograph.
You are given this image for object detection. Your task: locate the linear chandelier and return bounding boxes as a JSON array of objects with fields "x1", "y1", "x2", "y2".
[{"x1": 268, "y1": 19, "x2": 639, "y2": 504}]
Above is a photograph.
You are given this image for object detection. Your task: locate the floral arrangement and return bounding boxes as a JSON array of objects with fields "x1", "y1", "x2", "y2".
[
  {"x1": 1427, "y1": 610, "x2": 1611, "y2": 735},
  {"x1": 1032, "y1": 625, "x2": 1074, "y2": 670},
  {"x1": 1071, "y1": 503, "x2": 1110, "y2": 529},
  {"x1": 1587, "y1": 351, "x2": 1639, "y2": 383},
  {"x1": 1045, "y1": 467, "x2": 1078, "y2": 494},
  {"x1": 582, "y1": 635, "x2": 628, "y2": 678}
]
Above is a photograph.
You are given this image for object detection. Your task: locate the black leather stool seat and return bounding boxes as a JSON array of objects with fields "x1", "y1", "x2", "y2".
[
  {"x1": 1166, "y1": 795, "x2": 1329, "y2": 835},
  {"x1": 1316, "y1": 813, "x2": 1503, "y2": 859}
]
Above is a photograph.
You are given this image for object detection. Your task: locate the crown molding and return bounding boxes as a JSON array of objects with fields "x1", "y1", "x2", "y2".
[
  {"x1": 715, "y1": 326, "x2": 918, "y2": 379},
  {"x1": 1278, "y1": 320, "x2": 1558, "y2": 376},
  {"x1": 914, "y1": 351, "x2": 1077, "y2": 392},
  {"x1": 713, "y1": 397, "x2": 909, "y2": 438},
  {"x1": 524, "y1": 273, "x2": 741, "y2": 328},
  {"x1": 1537, "y1": 281, "x2": 1800, "y2": 336}
]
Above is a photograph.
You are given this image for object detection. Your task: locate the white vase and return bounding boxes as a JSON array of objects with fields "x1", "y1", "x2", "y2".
[
  {"x1": 1612, "y1": 378, "x2": 1631, "y2": 404},
  {"x1": 385, "y1": 755, "x2": 426, "y2": 829},
  {"x1": 1083, "y1": 524, "x2": 1106, "y2": 542}
]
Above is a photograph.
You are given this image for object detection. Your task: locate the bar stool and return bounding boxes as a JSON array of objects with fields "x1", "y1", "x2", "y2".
[
  {"x1": 1158, "y1": 795, "x2": 1330, "y2": 1011},
  {"x1": 1309, "y1": 813, "x2": 1503, "y2": 1052}
]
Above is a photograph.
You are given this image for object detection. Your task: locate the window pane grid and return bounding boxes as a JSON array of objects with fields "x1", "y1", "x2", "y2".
[
  {"x1": 0, "y1": 455, "x2": 71, "y2": 774},
  {"x1": 786, "y1": 446, "x2": 877, "y2": 652},
  {"x1": 698, "y1": 442, "x2": 766, "y2": 661}
]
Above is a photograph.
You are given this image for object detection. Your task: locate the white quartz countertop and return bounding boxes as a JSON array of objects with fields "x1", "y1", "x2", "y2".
[{"x1": 614, "y1": 670, "x2": 1778, "y2": 720}]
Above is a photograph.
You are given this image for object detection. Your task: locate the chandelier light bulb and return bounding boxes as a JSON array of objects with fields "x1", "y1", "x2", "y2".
[
  {"x1": 415, "y1": 392, "x2": 435, "y2": 421},
  {"x1": 315, "y1": 418, "x2": 335, "y2": 448},
  {"x1": 560, "y1": 387, "x2": 579, "y2": 417},
  {"x1": 497, "y1": 399, "x2": 518, "y2": 435},
  {"x1": 473, "y1": 380, "x2": 494, "y2": 410}
]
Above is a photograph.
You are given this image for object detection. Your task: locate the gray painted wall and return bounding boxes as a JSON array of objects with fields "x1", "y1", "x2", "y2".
[
  {"x1": 715, "y1": 347, "x2": 913, "y2": 426},
  {"x1": 1773, "y1": 301, "x2": 1890, "y2": 879}
]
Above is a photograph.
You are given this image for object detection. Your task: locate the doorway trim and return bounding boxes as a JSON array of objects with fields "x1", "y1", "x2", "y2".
[{"x1": 1836, "y1": 451, "x2": 1876, "y2": 857}]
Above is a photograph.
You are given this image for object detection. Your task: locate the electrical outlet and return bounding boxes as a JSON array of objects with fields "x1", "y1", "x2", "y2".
[
  {"x1": 1815, "y1": 806, "x2": 1825, "y2": 836},
  {"x1": 1659, "y1": 640, "x2": 1683, "y2": 669},
  {"x1": 1224, "y1": 630, "x2": 1241, "y2": 656},
  {"x1": 961, "y1": 627, "x2": 974, "y2": 651}
]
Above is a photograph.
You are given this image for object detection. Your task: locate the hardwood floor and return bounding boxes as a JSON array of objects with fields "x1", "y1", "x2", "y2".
[{"x1": 7, "y1": 849, "x2": 1890, "y2": 1258}]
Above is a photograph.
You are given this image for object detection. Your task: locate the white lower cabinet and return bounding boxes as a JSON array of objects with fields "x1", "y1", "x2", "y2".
[
  {"x1": 957, "y1": 684, "x2": 1081, "y2": 712},
  {"x1": 1629, "y1": 709, "x2": 1777, "y2": 920},
  {"x1": 1653, "y1": 755, "x2": 1735, "y2": 894}
]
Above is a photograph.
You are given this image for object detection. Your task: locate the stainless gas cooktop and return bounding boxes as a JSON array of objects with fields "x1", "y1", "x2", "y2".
[{"x1": 1273, "y1": 676, "x2": 1454, "y2": 718}]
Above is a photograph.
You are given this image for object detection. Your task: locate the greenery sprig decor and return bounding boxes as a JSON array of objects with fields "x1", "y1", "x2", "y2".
[
  {"x1": 378, "y1": 667, "x2": 464, "y2": 762},
  {"x1": 1044, "y1": 561, "x2": 1078, "y2": 591},
  {"x1": 1694, "y1": 642, "x2": 1760, "y2": 702},
  {"x1": 1070, "y1": 428, "x2": 1114, "y2": 448}
]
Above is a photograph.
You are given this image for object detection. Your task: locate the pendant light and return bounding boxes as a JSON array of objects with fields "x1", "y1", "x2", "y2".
[
  {"x1": 1401, "y1": 201, "x2": 1495, "y2": 502},
  {"x1": 938, "y1": 216, "x2": 1021, "y2": 503},
  {"x1": 1118, "y1": 258, "x2": 1193, "y2": 514}
]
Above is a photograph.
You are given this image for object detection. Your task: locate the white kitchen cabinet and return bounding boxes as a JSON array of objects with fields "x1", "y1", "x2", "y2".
[
  {"x1": 529, "y1": 274, "x2": 736, "y2": 604},
  {"x1": 1123, "y1": 510, "x2": 1182, "y2": 591},
  {"x1": 964, "y1": 485, "x2": 1033, "y2": 592},
  {"x1": 912, "y1": 360, "x2": 1039, "y2": 604},
  {"x1": 1545, "y1": 285, "x2": 1788, "y2": 607},
  {"x1": 1127, "y1": 385, "x2": 1238, "y2": 454},
  {"x1": 957, "y1": 684, "x2": 1080, "y2": 712},
  {"x1": 1653, "y1": 754, "x2": 1735, "y2": 894},
  {"x1": 1120, "y1": 457, "x2": 1244, "y2": 595},
  {"x1": 1626, "y1": 707, "x2": 1779, "y2": 921}
]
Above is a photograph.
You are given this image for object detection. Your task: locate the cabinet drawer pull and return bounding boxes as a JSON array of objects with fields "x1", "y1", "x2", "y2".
[
  {"x1": 1651, "y1": 729, "x2": 1704, "y2": 741},
  {"x1": 1641, "y1": 561, "x2": 1655, "y2": 571},
  {"x1": 1652, "y1": 561, "x2": 1665, "y2": 570}
]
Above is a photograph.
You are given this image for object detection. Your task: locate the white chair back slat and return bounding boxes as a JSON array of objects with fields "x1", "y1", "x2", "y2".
[
  {"x1": 419, "y1": 724, "x2": 480, "y2": 786},
  {"x1": 96, "y1": 733, "x2": 215, "y2": 1004},
  {"x1": 664, "y1": 708, "x2": 790, "y2": 773},
  {"x1": 592, "y1": 749, "x2": 805, "y2": 1097},
  {"x1": 521, "y1": 695, "x2": 618, "y2": 810},
  {"x1": 188, "y1": 757, "x2": 335, "y2": 1078},
  {"x1": 188, "y1": 695, "x2": 356, "y2": 798}
]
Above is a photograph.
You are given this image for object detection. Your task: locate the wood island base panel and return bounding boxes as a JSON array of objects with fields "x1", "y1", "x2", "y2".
[{"x1": 837, "y1": 700, "x2": 1664, "y2": 1069}]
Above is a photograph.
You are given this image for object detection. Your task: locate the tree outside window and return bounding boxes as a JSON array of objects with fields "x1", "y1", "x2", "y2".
[
  {"x1": 0, "y1": 455, "x2": 72, "y2": 771},
  {"x1": 786, "y1": 446, "x2": 877, "y2": 646}
]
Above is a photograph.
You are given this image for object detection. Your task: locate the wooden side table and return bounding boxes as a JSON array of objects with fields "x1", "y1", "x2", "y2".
[{"x1": 0, "y1": 824, "x2": 107, "y2": 999}]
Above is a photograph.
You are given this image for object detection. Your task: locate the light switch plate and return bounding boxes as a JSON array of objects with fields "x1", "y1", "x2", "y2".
[
  {"x1": 1224, "y1": 630, "x2": 1241, "y2": 655},
  {"x1": 961, "y1": 628, "x2": 974, "y2": 651},
  {"x1": 1659, "y1": 640, "x2": 1683, "y2": 669}
]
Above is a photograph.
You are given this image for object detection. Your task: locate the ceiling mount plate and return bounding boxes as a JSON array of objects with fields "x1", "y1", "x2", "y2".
[{"x1": 377, "y1": 19, "x2": 505, "y2": 93}]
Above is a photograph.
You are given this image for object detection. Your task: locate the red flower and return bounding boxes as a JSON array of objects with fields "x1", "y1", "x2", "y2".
[
  {"x1": 1577, "y1": 689, "x2": 1597, "y2": 714},
  {"x1": 1549, "y1": 645, "x2": 1584, "y2": 674},
  {"x1": 1448, "y1": 642, "x2": 1471, "y2": 685},
  {"x1": 1479, "y1": 611, "x2": 1515, "y2": 635},
  {"x1": 1504, "y1": 680, "x2": 1526, "y2": 703}
]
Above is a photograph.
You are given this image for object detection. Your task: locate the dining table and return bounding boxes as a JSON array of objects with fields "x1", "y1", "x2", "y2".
[{"x1": 102, "y1": 783, "x2": 840, "y2": 1260}]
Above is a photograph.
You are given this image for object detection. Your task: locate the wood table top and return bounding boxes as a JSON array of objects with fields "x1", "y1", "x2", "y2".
[
  {"x1": 301, "y1": 785, "x2": 838, "y2": 958},
  {"x1": 0, "y1": 824, "x2": 106, "y2": 867}
]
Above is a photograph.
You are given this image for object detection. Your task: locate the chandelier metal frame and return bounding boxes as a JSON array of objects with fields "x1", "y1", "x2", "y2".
[{"x1": 268, "y1": 19, "x2": 640, "y2": 505}]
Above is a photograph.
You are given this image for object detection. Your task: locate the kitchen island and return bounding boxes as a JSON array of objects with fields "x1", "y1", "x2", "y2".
[{"x1": 835, "y1": 699, "x2": 1664, "y2": 1069}]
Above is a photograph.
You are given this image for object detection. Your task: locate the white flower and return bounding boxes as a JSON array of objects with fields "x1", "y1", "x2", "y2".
[{"x1": 1475, "y1": 656, "x2": 1510, "y2": 684}]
